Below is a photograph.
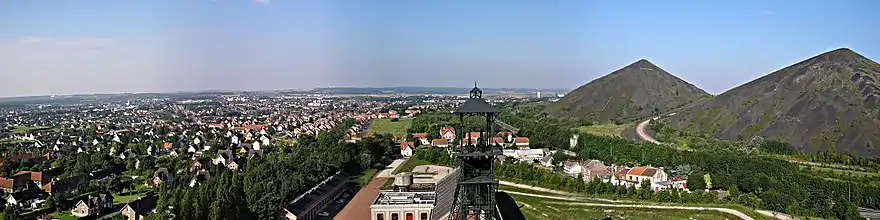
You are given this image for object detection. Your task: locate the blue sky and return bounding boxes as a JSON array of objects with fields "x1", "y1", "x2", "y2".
[{"x1": 0, "y1": 0, "x2": 878, "y2": 97}]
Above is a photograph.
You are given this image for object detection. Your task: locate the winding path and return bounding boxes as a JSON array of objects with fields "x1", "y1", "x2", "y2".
[{"x1": 636, "y1": 118, "x2": 661, "y2": 144}]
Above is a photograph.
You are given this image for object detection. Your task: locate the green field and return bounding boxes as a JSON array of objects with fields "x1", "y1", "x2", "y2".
[
  {"x1": 367, "y1": 118, "x2": 413, "y2": 138},
  {"x1": 510, "y1": 194, "x2": 740, "y2": 220},
  {"x1": 574, "y1": 123, "x2": 631, "y2": 137},
  {"x1": 49, "y1": 212, "x2": 78, "y2": 220},
  {"x1": 354, "y1": 169, "x2": 379, "y2": 189}
]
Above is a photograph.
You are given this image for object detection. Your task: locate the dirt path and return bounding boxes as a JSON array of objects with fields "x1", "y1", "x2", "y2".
[{"x1": 636, "y1": 118, "x2": 660, "y2": 144}]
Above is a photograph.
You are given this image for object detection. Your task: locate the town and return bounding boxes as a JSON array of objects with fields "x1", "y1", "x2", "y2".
[{"x1": 0, "y1": 90, "x2": 558, "y2": 219}]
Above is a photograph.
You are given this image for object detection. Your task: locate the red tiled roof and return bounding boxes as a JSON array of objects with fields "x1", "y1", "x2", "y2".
[
  {"x1": 0, "y1": 178, "x2": 12, "y2": 189},
  {"x1": 491, "y1": 137, "x2": 504, "y2": 144},
  {"x1": 163, "y1": 142, "x2": 174, "y2": 150},
  {"x1": 400, "y1": 142, "x2": 414, "y2": 151},
  {"x1": 468, "y1": 132, "x2": 482, "y2": 138},
  {"x1": 431, "y1": 139, "x2": 448, "y2": 146},
  {"x1": 440, "y1": 127, "x2": 455, "y2": 136},
  {"x1": 628, "y1": 166, "x2": 649, "y2": 176},
  {"x1": 411, "y1": 133, "x2": 428, "y2": 139},
  {"x1": 514, "y1": 137, "x2": 530, "y2": 144}
]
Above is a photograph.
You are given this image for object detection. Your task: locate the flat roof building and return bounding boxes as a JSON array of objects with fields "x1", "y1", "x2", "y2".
[
  {"x1": 379, "y1": 165, "x2": 459, "y2": 220},
  {"x1": 370, "y1": 192, "x2": 435, "y2": 220}
]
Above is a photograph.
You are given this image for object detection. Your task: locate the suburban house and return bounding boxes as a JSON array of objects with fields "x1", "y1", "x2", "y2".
[
  {"x1": 213, "y1": 149, "x2": 235, "y2": 166},
  {"x1": 0, "y1": 172, "x2": 32, "y2": 193},
  {"x1": 13, "y1": 170, "x2": 51, "y2": 188},
  {"x1": 400, "y1": 142, "x2": 415, "y2": 157},
  {"x1": 467, "y1": 132, "x2": 482, "y2": 141},
  {"x1": 562, "y1": 162, "x2": 583, "y2": 177},
  {"x1": 498, "y1": 132, "x2": 513, "y2": 143},
  {"x1": 431, "y1": 139, "x2": 449, "y2": 148},
  {"x1": 120, "y1": 195, "x2": 157, "y2": 220},
  {"x1": 148, "y1": 168, "x2": 172, "y2": 188},
  {"x1": 71, "y1": 193, "x2": 115, "y2": 217},
  {"x1": 611, "y1": 166, "x2": 669, "y2": 188},
  {"x1": 491, "y1": 137, "x2": 505, "y2": 146},
  {"x1": 514, "y1": 137, "x2": 530, "y2": 149},
  {"x1": 411, "y1": 133, "x2": 429, "y2": 145},
  {"x1": 439, "y1": 127, "x2": 456, "y2": 141},
  {"x1": 581, "y1": 160, "x2": 611, "y2": 182}
]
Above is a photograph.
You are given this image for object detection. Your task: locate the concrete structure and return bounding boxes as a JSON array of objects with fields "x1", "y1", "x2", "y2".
[
  {"x1": 370, "y1": 192, "x2": 436, "y2": 220},
  {"x1": 379, "y1": 165, "x2": 459, "y2": 220}
]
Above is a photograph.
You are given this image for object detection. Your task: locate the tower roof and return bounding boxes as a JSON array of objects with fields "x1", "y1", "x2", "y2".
[
  {"x1": 455, "y1": 82, "x2": 499, "y2": 113},
  {"x1": 454, "y1": 99, "x2": 499, "y2": 113}
]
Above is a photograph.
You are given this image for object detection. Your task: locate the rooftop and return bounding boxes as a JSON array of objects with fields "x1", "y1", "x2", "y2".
[
  {"x1": 372, "y1": 191, "x2": 436, "y2": 206},
  {"x1": 410, "y1": 165, "x2": 455, "y2": 185}
]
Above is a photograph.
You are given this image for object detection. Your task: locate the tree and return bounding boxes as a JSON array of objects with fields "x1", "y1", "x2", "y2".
[
  {"x1": 1, "y1": 206, "x2": 20, "y2": 220},
  {"x1": 703, "y1": 174, "x2": 713, "y2": 190}
]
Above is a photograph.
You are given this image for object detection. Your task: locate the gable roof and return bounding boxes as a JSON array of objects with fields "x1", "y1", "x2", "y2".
[
  {"x1": 400, "y1": 142, "x2": 414, "y2": 151},
  {"x1": 122, "y1": 194, "x2": 157, "y2": 216},
  {"x1": 514, "y1": 137, "x2": 530, "y2": 144},
  {"x1": 440, "y1": 127, "x2": 455, "y2": 136}
]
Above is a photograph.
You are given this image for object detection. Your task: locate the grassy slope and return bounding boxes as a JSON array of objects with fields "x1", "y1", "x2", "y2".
[{"x1": 574, "y1": 123, "x2": 633, "y2": 138}]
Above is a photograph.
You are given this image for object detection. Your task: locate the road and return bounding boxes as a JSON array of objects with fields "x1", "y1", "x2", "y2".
[
  {"x1": 636, "y1": 118, "x2": 661, "y2": 144},
  {"x1": 501, "y1": 190, "x2": 755, "y2": 220}
]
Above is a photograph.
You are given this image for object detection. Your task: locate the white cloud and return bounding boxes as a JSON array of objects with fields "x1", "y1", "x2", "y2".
[{"x1": 254, "y1": 0, "x2": 270, "y2": 5}]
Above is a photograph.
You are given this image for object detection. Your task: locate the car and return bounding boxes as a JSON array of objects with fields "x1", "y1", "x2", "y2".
[
  {"x1": 336, "y1": 199, "x2": 345, "y2": 204},
  {"x1": 318, "y1": 212, "x2": 330, "y2": 217}
]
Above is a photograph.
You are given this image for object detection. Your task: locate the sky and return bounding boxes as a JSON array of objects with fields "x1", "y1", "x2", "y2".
[{"x1": 0, "y1": 0, "x2": 878, "y2": 97}]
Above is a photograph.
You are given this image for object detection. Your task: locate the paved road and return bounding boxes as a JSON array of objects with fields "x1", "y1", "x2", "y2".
[
  {"x1": 502, "y1": 190, "x2": 755, "y2": 220},
  {"x1": 376, "y1": 158, "x2": 406, "y2": 178}
]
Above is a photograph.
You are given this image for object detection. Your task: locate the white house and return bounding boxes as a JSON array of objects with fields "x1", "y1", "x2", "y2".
[
  {"x1": 562, "y1": 162, "x2": 583, "y2": 177},
  {"x1": 611, "y1": 166, "x2": 668, "y2": 188},
  {"x1": 400, "y1": 142, "x2": 414, "y2": 157}
]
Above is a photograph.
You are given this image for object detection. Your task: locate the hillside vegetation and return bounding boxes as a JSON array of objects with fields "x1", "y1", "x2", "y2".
[
  {"x1": 545, "y1": 59, "x2": 711, "y2": 123},
  {"x1": 665, "y1": 48, "x2": 880, "y2": 157}
]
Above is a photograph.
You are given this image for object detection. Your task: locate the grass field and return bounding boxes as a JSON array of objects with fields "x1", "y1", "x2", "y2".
[
  {"x1": 354, "y1": 169, "x2": 379, "y2": 189},
  {"x1": 574, "y1": 123, "x2": 631, "y2": 137},
  {"x1": 511, "y1": 194, "x2": 740, "y2": 220},
  {"x1": 50, "y1": 212, "x2": 78, "y2": 220},
  {"x1": 367, "y1": 118, "x2": 413, "y2": 139}
]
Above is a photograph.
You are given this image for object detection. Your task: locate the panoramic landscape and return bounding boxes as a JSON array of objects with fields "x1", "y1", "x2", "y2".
[{"x1": 1, "y1": 1, "x2": 879, "y2": 220}]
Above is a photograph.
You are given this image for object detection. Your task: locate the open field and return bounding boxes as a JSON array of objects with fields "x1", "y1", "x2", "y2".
[
  {"x1": 574, "y1": 123, "x2": 632, "y2": 137},
  {"x1": 366, "y1": 118, "x2": 413, "y2": 138},
  {"x1": 510, "y1": 193, "x2": 741, "y2": 220}
]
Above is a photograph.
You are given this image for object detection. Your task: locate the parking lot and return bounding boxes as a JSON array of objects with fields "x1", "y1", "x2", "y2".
[{"x1": 315, "y1": 189, "x2": 354, "y2": 220}]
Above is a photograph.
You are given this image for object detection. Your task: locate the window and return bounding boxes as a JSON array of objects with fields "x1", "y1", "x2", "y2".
[
  {"x1": 406, "y1": 213, "x2": 414, "y2": 220},
  {"x1": 392, "y1": 213, "x2": 399, "y2": 220},
  {"x1": 421, "y1": 213, "x2": 428, "y2": 220},
  {"x1": 377, "y1": 213, "x2": 385, "y2": 220}
]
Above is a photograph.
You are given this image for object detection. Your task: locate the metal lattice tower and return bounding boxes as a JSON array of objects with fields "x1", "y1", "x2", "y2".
[{"x1": 449, "y1": 83, "x2": 502, "y2": 220}]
